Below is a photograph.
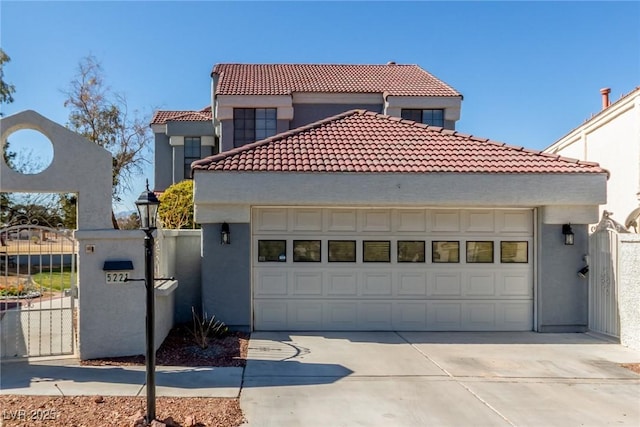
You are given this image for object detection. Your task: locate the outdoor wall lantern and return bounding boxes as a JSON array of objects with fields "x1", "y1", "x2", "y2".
[
  {"x1": 221, "y1": 222, "x2": 231, "y2": 245},
  {"x1": 562, "y1": 224, "x2": 574, "y2": 245},
  {"x1": 134, "y1": 180, "x2": 160, "y2": 423}
]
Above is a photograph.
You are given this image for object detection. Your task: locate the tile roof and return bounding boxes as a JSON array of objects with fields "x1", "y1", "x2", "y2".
[
  {"x1": 212, "y1": 63, "x2": 461, "y2": 97},
  {"x1": 192, "y1": 110, "x2": 606, "y2": 175},
  {"x1": 150, "y1": 106, "x2": 212, "y2": 125}
]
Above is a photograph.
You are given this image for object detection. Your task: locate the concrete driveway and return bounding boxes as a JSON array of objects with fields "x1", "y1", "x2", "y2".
[{"x1": 241, "y1": 332, "x2": 640, "y2": 427}]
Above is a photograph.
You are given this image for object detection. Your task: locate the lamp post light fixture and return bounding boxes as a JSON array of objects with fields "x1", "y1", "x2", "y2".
[
  {"x1": 135, "y1": 180, "x2": 160, "y2": 423},
  {"x1": 562, "y1": 224, "x2": 574, "y2": 246}
]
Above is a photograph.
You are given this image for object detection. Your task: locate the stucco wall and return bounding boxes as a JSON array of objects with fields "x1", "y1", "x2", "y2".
[
  {"x1": 201, "y1": 223, "x2": 251, "y2": 330},
  {"x1": 154, "y1": 120, "x2": 215, "y2": 191},
  {"x1": 166, "y1": 121, "x2": 214, "y2": 137},
  {"x1": 194, "y1": 172, "x2": 606, "y2": 209},
  {"x1": 154, "y1": 133, "x2": 173, "y2": 191},
  {"x1": 0, "y1": 110, "x2": 112, "y2": 230},
  {"x1": 160, "y1": 229, "x2": 202, "y2": 324},
  {"x1": 75, "y1": 230, "x2": 176, "y2": 359},
  {"x1": 172, "y1": 145, "x2": 185, "y2": 182},
  {"x1": 290, "y1": 103, "x2": 382, "y2": 129},
  {"x1": 537, "y1": 222, "x2": 589, "y2": 332},
  {"x1": 545, "y1": 90, "x2": 640, "y2": 222},
  {"x1": 618, "y1": 234, "x2": 640, "y2": 350}
]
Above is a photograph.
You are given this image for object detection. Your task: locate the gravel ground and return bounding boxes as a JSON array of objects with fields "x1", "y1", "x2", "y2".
[
  {"x1": 81, "y1": 325, "x2": 249, "y2": 368},
  {"x1": 2, "y1": 324, "x2": 249, "y2": 426},
  {"x1": 0, "y1": 395, "x2": 244, "y2": 426}
]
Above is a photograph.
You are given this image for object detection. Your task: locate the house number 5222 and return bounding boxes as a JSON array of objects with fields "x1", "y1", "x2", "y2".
[{"x1": 106, "y1": 272, "x2": 129, "y2": 284}]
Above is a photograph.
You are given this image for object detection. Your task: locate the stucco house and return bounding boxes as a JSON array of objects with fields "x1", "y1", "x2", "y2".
[
  {"x1": 192, "y1": 109, "x2": 606, "y2": 333},
  {"x1": 151, "y1": 63, "x2": 462, "y2": 192},
  {"x1": 151, "y1": 107, "x2": 214, "y2": 192},
  {"x1": 544, "y1": 87, "x2": 640, "y2": 229},
  {"x1": 151, "y1": 62, "x2": 608, "y2": 333}
]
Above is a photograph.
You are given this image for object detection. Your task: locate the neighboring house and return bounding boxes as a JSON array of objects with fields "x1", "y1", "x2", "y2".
[
  {"x1": 544, "y1": 87, "x2": 640, "y2": 227},
  {"x1": 152, "y1": 62, "x2": 462, "y2": 191},
  {"x1": 150, "y1": 106, "x2": 215, "y2": 192},
  {"x1": 192, "y1": 110, "x2": 606, "y2": 333}
]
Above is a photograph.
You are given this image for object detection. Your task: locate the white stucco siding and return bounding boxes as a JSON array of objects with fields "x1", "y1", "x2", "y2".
[
  {"x1": 194, "y1": 172, "x2": 606, "y2": 215},
  {"x1": 546, "y1": 90, "x2": 640, "y2": 223},
  {"x1": 583, "y1": 106, "x2": 639, "y2": 220}
]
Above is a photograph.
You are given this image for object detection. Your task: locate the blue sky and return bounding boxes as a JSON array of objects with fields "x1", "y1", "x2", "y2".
[{"x1": 1, "y1": 1, "x2": 639, "y2": 212}]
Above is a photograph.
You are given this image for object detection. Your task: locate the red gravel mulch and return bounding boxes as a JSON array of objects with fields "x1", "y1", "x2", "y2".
[{"x1": 80, "y1": 323, "x2": 249, "y2": 367}]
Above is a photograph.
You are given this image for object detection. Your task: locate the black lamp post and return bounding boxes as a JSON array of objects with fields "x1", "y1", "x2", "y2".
[{"x1": 135, "y1": 181, "x2": 160, "y2": 423}]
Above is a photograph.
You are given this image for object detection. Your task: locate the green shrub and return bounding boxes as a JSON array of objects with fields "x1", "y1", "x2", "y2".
[{"x1": 158, "y1": 180, "x2": 198, "y2": 229}]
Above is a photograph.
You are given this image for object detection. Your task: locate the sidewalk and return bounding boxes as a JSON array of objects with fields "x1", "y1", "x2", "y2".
[{"x1": 0, "y1": 357, "x2": 242, "y2": 398}]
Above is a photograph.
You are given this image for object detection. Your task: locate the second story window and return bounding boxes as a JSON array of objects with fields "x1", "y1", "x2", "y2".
[
  {"x1": 401, "y1": 109, "x2": 444, "y2": 127},
  {"x1": 234, "y1": 108, "x2": 277, "y2": 147},
  {"x1": 184, "y1": 137, "x2": 201, "y2": 179}
]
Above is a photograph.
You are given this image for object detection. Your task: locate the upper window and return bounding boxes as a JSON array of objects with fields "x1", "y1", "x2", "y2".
[
  {"x1": 401, "y1": 109, "x2": 444, "y2": 127},
  {"x1": 184, "y1": 137, "x2": 201, "y2": 179},
  {"x1": 234, "y1": 108, "x2": 277, "y2": 147}
]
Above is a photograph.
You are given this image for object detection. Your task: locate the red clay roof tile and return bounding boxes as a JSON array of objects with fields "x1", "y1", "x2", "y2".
[
  {"x1": 212, "y1": 63, "x2": 461, "y2": 97},
  {"x1": 192, "y1": 110, "x2": 607, "y2": 175},
  {"x1": 150, "y1": 107, "x2": 212, "y2": 125}
]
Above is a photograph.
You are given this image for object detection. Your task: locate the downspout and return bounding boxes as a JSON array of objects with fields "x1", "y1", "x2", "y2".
[
  {"x1": 211, "y1": 71, "x2": 220, "y2": 138},
  {"x1": 382, "y1": 91, "x2": 390, "y2": 115}
]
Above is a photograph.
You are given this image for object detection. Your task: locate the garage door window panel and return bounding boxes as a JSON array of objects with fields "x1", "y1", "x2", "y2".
[
  {"x1": 466, "y1": 241, "x2": 494, "y2": 263},
  {"x1": 398, "y1": 241, "x2": 425, "y2": 263},
  {"x1": 432, "y1": 241, "x2": 460, "y2": 263},
  {"x1": 500, "y1": 241, "x2": 528, "y2": 263},
  {"x1": 363, "y1": 241, "x2": 391, "y2": 263},
  {"x1": 258, "y1": 240, "x2": 287, "y2": 262},
  {"x1": 293, "y1": 240, "x2": 321, "y2": 262},
  {"x1": 328, "y1": 240, "x2": 356, "y2": 262}
]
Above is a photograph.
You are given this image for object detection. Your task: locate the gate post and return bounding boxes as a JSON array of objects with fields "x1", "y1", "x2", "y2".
[{"x1": 617, "y1": 234, "x2": 640, "y2": 350}]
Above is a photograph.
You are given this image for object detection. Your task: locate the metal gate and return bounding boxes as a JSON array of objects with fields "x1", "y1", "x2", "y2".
[
  {"x1": 588, "y1": 211, "x2": 628, "y2": 338},
  {"x1": 1, "y1": 222, "x2": 77, "y2": 358}
]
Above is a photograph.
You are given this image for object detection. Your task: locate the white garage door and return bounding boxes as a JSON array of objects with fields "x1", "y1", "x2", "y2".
[{"x1": 252, "y1": 208, "x2": 533, "y2": 331}]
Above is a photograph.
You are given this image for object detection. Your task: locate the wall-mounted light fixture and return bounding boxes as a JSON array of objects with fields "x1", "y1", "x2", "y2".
[
  {"x1": 578, "y1": 265, "x2": 589, "y2": 279},
  {"x1": 562, "y1": 224, "x2": 574, "y2": 245},
  {"x1": 221, "y1": 222, "x2": 231, "y2": 245}
]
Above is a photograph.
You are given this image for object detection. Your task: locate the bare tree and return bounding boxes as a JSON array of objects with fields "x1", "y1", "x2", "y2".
[
  {"x1": 0, "y1": 48, "x2": 15, "y2": 109},
  {"x1": 63, "y1": 55, "x2": 152, "y2": 228},
  {"x1": 0, "y1": 48, "x2": 16, "y2": 225}
]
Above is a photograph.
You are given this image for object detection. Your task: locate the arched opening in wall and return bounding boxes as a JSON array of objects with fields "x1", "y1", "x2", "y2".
[{"x1": 2, "y1": 129, "x2": 54, "y2": 175}]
